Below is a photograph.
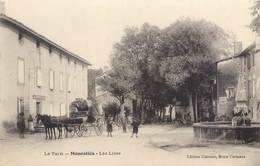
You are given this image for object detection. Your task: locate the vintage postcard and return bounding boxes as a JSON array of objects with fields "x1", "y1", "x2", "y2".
[{"x1": 0, "y1": 0, "x2": 259, "y2": 166}]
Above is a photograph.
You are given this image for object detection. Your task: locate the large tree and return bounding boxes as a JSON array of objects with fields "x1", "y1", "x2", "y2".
[
  {"x1": 250, "y1": 0, "x2": 260, "y2": 32},
  {"x1": 110, "y1": 23, "x2": 164, "y2": 121},
  {"x1": 160, "y1": 18, "x2": 229, "y2": 122}
]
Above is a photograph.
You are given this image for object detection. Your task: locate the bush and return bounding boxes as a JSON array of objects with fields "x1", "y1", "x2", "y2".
[
  {"x1": 103, "y1": 102, "x2": 120, "y2": 118},
  {"x1": 70, "y1": 98, "x2": 88, "y2": 112}
]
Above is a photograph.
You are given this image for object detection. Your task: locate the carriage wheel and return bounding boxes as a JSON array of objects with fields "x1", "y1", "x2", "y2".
[
  {"x1": 75, "y1": 125, "x2": 84, "y2": 137},
  {"x1": 66, "y1": 126, "x2": 75, "y2": 138},
  {"x1": 82, "y1": 124, "x2": 92, "y2": 137},
  {"x1": 76, "y1": 124, "x2": 91, "y2": 137}
]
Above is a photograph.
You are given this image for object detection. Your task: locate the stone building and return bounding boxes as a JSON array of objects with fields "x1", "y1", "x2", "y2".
[
  {"x1": 0, "y1": 2, "x2": 90, "y2": 126},
  {"x1": 216, "y1": 44, "x2": 260, "y2": 121}
]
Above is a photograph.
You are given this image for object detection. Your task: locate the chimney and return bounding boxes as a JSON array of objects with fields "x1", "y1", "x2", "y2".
[{"x1": 0, "y1": 1, "x2": 5, "y2": 15}]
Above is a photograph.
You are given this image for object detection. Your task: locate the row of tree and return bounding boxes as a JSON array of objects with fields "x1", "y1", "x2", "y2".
[{"x1": 97, "y1": 17, "x2": 231, "y2": 123}]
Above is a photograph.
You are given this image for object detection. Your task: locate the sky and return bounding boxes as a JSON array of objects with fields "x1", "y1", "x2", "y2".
[{"x1": 3, "y1": 0, "x2": 256, "y2": 68}]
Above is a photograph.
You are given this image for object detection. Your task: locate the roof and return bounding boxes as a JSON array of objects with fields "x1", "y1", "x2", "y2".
[
  {"x1": 0, "y1": 14, "x2": 91, "y2": 66},
  {"x1": 216, "y1": 44, "x2": 256, "y2": 64}
]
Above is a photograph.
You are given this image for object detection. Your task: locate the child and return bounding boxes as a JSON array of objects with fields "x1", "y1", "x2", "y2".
[
  {"x1": 131, "y1": 118, "x2": 140, "y2": 138},
  {"x1": 28, "y1": 114, "x2": 34, "y2": 134},
  {"x1": 106, "y1": 116, "x2": 113, "y2": 137}
]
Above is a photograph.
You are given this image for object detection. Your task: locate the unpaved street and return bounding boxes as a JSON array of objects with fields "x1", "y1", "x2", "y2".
[{"x1": 0, "y1": 125, "x2": 259, "y2": 166}]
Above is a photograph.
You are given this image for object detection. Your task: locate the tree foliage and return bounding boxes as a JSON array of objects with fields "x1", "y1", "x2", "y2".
[
  {"x1": 98, "y1": 18, "x2": 230, "y2": 123},
  {"x1": 160, "y1": 18, "x2": 228, "y2": 89},
  {"x1": 250, "y1": 0, "x2": 260, "y2": 31}
]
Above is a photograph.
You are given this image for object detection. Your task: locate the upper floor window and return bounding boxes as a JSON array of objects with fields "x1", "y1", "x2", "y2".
[
  {"x1": 68, "y1": 76, "x2": 72, "y2": 93},
  {"x1": 247, "y1": 53, "x2": 255, "y2": 69},
  {"x1": 36, "y1": 68, "x2": 42, "y2": 87},
  {"x1": 68, "y1": 57, "x2": 70, "y2": 65},
  {"x1": 74, "y1": 60, "x2": 77, "y2": 69},
  {"x1": 49, "y1": 70, "x2": 55, "y2": 90},
  {"x1": 18, "y1": 58, "x2": 25, "y2": 84},
  {"x1": 252, "y1": 54, "x2": 255, "y2": 67},
  {"x1": 49, "y1": 47, "x2": 52, "y2": 54},
  {"x1": 252, "y1": 79, "x2": 256, "y2": 98},
  {"x1": 18, "y1": 33, "x2": 24, "y2": 44},
  {"x1": 59, "y1": 72, "x2": 63, "y2": 91},
  {"x1": 59, "y1": 53, "x2": 62, "y2": 62},
  {"x1": 248, "y1": 79, "x2": 254, "y2": 98},
  {"x1": 247, "y1": 54, "x2": 251, "y2": 69}
]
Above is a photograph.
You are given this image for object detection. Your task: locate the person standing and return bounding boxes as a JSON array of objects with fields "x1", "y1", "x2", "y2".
[
  {"x1": 106, "y1": 116, "x2": 113, "y2": 137},
  {"x1": 28, "y1": 114, "x2": 34, "y2": 134},
  {"x1": 17, "y1": 112, "x2": 25, "y2": 138},
  {"x1": 131, "y1": 117, "x2": 140, "y2": 138}
]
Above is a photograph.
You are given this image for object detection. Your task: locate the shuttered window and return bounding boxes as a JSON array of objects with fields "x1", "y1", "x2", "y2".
[
  {"x1": 49, "y1": 70, "x2": 55, "y2": 90},
  {"x1": 18, "y1": 58, "x2": 25, "y2": 84},
  {"x1": 60, "y1": 103, "x2": 66, "y2": 116},
  {"x1": 253, "y1": 79, "x2": 256, "y2": 98},
  {"x1": 49, "y1": 103, "x2": 53, "y2": 116},
  {"x1": 68, "y1": 76, "x2": 72, "y2": 92},
  {"x1": 36, "y1": 68, "x2": 42, "y2": 87},
  {"x1": 59, "y1": 72, "x2": 63, "y2": 91}
]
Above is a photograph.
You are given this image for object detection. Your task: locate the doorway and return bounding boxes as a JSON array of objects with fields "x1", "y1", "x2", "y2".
[{"x1": 36, "y1": 101, "x2": 42, "y2": 114}]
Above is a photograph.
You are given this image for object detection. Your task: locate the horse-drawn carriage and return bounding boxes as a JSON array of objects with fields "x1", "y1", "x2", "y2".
[
  {"x1": 36, "y1": 113, "x2": 105, "y2": 140},
  {"x1": 61, "y1": 115, "x2": 104, "y2": 138}
]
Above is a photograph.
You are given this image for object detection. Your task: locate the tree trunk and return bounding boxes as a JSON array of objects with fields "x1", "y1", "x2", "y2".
[
  {"x1": 162, "y1": 108, "x2": 166, "y2": 123},
  {"x1": 120, "y1": 102, "x2": 125, "y2": 118},
  {"x1": 188, "y1": 94, "x2": 195, "y2": 123},
  {"x1": 132, "y1": 99, "x2": 137, "y2": 116},
  {"x1": 169, "y1": 105, "x2": 173, "y2": 123},
  {"x1": 194, "y1": 91, "x2": 198, "y2": 122}
]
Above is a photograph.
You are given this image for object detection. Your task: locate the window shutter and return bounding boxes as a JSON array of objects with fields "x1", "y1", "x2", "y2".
[
  {"x1": 60, "y1": 103, "x2": 65, "y2": 116},
  {"x1": 49, "y1": 103, "x2": 53, "y2": 116},
  {"x1": 68, "y1": 76, "x2": 71, "y2": 92},
  {"x1": 49, "y1": 70, "x2": 54, "y2": 90},
  {"x1": 253, "y1": 79, "x2": 255, "y2": 98},
  {"x1": 59, "y1": 73, "x2": 63, "y2": 91},
  {"x1": 18, "y1": 59, "x2": 25, "y2": 84},
  {"x1": 37, "y1": 68, "x2": 42, "y2": 87},
  {"x1": 247, "y1": 54, "x2": 251, "y2": 69}
]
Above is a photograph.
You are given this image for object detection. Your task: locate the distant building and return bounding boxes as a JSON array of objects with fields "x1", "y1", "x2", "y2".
[
  {"x1": 0, "y1": 2, "x2": 90, "y2": 125},
  {"x1": 87, "y1": 68, "x2": 103, "y2": 100},
  {"x1": 94, "y1": 70, "x2": 132, "y2": 115}
]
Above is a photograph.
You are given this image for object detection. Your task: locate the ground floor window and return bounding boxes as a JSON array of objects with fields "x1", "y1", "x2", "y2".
[
  {"x1": 60, "y1": 103, "x2": 66, "y2": 116},
  {"x1": 17, "y1": 98, "x2": 24, "y2": 117},
  {"x1": 49, "y1": 103, "x2": 53, "y2": 116}
]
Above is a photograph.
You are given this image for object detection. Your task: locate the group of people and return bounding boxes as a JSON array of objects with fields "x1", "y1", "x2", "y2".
[
  {"x1": 17, "y1": 111, "x2": 140, "y2": 139},
  {"x1": 106, "y1": 116, "x2": 141, "y2": 138},
  {"x1": 17, "y1": 112, "x2": 35, "y2": 138}
]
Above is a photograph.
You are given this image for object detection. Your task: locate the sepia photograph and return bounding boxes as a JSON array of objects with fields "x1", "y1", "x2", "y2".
[{"x1": 0, "y1": 0, "x2": 260, "y2": 166}]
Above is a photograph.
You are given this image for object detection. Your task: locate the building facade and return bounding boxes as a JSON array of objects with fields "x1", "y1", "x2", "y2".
[
  {"x1": 216, "y1": 44, "x2": 260, "y2": 121},
  {"x1": 0, "y1": 4, "x2": 90, "y2": 125}
]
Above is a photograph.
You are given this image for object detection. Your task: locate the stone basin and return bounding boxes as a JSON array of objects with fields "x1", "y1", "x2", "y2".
[{"x1": 193, "y1": 121, "x2": 260, "y2": 144}]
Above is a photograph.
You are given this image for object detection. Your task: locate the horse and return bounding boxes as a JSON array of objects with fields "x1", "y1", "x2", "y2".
[{"x1": 36, "y1": 114, "x2": 63, "y2": 140}]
